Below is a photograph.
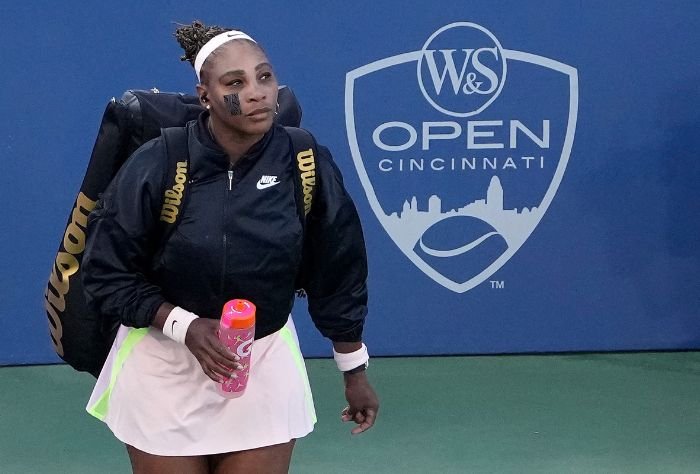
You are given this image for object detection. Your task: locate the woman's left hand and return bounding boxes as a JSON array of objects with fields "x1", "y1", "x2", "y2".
[{"x1": 341, "y1": 371, "x2": 379, "y2": 434}]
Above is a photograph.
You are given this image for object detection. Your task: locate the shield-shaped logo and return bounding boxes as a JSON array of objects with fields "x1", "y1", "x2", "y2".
[{"x1": 345, "y1": 22, "x2": 578, "y2": 293}]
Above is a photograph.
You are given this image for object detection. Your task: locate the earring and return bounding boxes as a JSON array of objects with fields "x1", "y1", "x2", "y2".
[
  {"x1": 206, "y1": 104, "x2": 211, "y2": 110},
  {"x1": 275, "y1": 101, "x2": 279, "y2": 116}
]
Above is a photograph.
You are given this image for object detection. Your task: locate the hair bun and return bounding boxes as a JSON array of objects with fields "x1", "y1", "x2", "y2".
[{"x1": 174, "y1": 20, "x2": 230, "y2": 66}]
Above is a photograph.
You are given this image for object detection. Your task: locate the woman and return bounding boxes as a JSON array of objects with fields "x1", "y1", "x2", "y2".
[{"x1": 82, "y1": 20, "x2": 379, "y2": 473}]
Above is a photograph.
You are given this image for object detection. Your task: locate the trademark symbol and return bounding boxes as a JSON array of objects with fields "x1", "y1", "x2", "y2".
[{"x1": 490, "y1": 280, "x2": 505, "y2": 289}]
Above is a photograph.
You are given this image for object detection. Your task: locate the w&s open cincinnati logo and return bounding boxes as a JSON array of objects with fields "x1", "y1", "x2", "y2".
[{"x1": 345, "y1": 22, "x2": 578, "y2": 293}]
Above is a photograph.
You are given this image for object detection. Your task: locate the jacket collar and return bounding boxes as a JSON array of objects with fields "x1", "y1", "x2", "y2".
[{"x1": 190, "y1": 111, "x2": 275, "y2": 176}]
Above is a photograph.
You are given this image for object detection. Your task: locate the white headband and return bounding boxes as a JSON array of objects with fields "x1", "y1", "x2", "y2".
[{"x1": 194, "y1": 30, "x2": 257, "y2": 81}]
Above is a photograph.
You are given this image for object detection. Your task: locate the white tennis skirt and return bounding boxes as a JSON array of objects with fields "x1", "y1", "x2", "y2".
[{"x1": 86, "y1": 316, "x2": 316, "y2": 456}]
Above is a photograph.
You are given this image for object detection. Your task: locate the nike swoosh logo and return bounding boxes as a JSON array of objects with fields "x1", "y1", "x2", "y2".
[
  {"x1": 171, "y1": 320, "x2": 178, "y2": 332},
  {"x1": 256, "y1": 180, "x2": 281, "y2": 190}
]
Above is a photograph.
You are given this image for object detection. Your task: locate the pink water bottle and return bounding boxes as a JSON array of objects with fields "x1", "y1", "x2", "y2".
[{"x1": 217, "y1": 299, "x2": 256, "y2": 399}]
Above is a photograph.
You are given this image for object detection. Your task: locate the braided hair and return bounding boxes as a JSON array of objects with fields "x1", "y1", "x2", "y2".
[
  {"x1": 174, "y1": 20, "x2": 231, "y2": 66},
  {"x1": 175, "y1": 20, "x2": 266, "y2": 84}
]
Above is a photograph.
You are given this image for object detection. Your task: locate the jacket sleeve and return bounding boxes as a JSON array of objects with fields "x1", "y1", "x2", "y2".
[
  {"x1": 302, "y1": 145, "x2": 369, "y2": 342},
  {"x1": 81, "y1": 139, "x2": 168, "y2": 328}
]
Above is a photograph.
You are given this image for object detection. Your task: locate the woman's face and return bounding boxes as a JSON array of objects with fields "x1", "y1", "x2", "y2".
[{"x1": 198, "y1": 40, "x2": 279, "y2": 138}]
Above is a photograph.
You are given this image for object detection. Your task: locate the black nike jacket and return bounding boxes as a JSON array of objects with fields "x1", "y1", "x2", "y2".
[{"x1": 82, "y1": 113, "x2": 368, "y2": 342}]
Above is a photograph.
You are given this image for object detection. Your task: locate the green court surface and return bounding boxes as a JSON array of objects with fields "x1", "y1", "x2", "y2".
[{"x1": 1, "y1": 353, "x2": 699, "y2": 473}]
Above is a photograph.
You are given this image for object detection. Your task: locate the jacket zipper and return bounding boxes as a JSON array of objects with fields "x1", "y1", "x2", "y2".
[{"x1": 221, "y1": 167, "x2": 234, "y2": 296}]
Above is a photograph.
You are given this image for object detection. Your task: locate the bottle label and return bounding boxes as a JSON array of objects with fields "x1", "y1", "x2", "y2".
[
  {"x1": 220, "y1": 330, "x2": 254, "y2": 394},
  {"x1": 236, "y1": 338, "x2": 253, "y2": 358}
]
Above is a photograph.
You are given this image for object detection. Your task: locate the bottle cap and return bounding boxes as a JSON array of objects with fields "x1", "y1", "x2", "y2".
[{"x1": 220, "y1": 299, "x2": 256, "y2": 329}]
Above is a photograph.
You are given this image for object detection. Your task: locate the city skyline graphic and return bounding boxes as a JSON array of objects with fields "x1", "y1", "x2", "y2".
[{"x1": 383, "y1": 176, "x2": 542, "y2": 253}]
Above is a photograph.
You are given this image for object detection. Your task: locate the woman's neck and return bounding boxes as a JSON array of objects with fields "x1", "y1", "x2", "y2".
[{"x1": 208, "y1": 117, "x2": 263, "y2": 166}]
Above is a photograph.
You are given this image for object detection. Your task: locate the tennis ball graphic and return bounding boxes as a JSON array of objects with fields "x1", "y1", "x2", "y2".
[{"x1": 415, "y1": 215, "x2": 507, "y2": 283}]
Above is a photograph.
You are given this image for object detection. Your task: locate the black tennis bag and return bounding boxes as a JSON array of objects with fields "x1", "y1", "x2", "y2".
[{"x1": 45, "y1": 86, "x2": 313, "y2": 377}]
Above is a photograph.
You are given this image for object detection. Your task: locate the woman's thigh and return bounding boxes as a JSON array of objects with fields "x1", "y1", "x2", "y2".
[
  {"x1": 210, "y1": 439, "x2": 296, "y2": 474},
  {"x1": 126, "y1": 444, "x2": 209, "y2": 474}
]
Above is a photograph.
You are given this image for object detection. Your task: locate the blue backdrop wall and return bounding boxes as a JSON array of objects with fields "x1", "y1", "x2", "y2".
[{"x1": 1, "y1": 0, "x2": 698, "y2": 365}]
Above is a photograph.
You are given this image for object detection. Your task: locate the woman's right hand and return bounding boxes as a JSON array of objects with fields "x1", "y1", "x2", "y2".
[{"x1": 184, "y1": 318, "x2": 242, "y2": 382}]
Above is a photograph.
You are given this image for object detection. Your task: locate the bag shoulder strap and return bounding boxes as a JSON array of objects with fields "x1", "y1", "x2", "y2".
[
  {"x1": 285, "y1": 127, "x2": 319, "y2": 297},
  {"x1": 158, "y1": 127, "x2": 190, "y2": 244},
  {"x1": 285, "y1": 126, "x2": 318, "y2": 227}
]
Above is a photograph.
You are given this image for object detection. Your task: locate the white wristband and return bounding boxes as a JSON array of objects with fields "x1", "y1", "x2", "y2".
[
  {"x1": 333, "y1": 343, "x2": 369, "y2": 372},
  {"x1": 162, "y1": 307, "x2": 199, "y2": 344}
]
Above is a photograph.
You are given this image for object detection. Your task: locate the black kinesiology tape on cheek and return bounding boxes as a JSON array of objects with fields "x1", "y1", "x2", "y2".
[{"x1": 224, "y1": 93, "x2": 242, "y2": 116}]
